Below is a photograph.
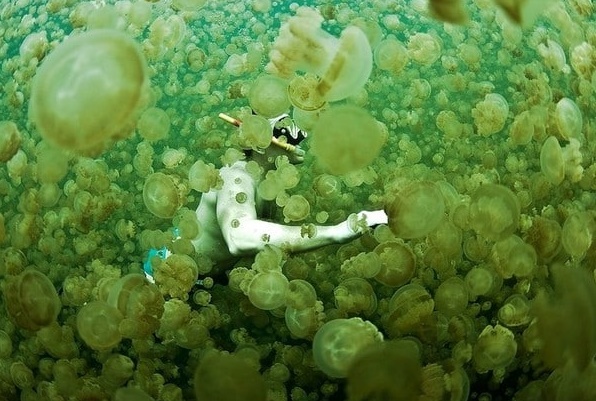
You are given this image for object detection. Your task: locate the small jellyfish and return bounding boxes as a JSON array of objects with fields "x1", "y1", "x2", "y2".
[
  {"x1": 540, "y1": 136, "x2": 564, "y2": 185},
  {"x1": 143, "y1": 173, "x2": 184, "y2": 219}
]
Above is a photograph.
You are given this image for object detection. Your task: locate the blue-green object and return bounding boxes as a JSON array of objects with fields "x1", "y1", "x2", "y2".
[
  {"x1": 143, "y1": 228, "x2": 179, "y2": 283},
  {"x1": 143, "y1": 246, "x2": 170, "y2": 283}
]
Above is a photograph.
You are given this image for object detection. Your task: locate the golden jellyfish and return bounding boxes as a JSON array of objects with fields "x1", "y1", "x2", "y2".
[
  {"x1": 29, "y1": 29, "x2": 148, "y2": 155},
  {"x1": 491, "y1": 235, "x2": 537, "y2": 278},
  {"x1": 266, "y1": 6, "x2": 372, "y2": 102},
  {"x1": 385, "y1": 284, "x2": 435, "y2": 337},
  {"x1": 287, "y1": 73, "x2": 326, "y2": 111},
  {"x1": 385, "y1": 181, "x2": 446, "y2": 239},
  {"x1": 373, "y1": 37, "x2": 410, "y2": 75},
  {"x1": 310, "y1": 105, "x2": 385, "y2": 175},
  {"x1": 434, "y1": 277, "x2": 468, "y2": 317},
  {"x1": 283, "y1": 195, "x2": 311, "y2": 222},
  {"x1": 561, "y1": 212, "x2": 594, "y2": 259},
  {"x1": 346, "y1": 340, "x2": 423, "y2": 401},
  {"x1": 142, "y1": 172, "x2": 185, "y2": 219},
  {"x1": 473, "y1": 324, "x2": 517, "y2": 374},
  {"x1": 554, "y1": 97, "x2": 583, "y2": 142},
  {"x1": 248, "y1": 74, "x2": 291, "y2": 118},
  {"x1": 469, "y1": 184, "x2": 520, "y2": 242},
  {"x1": 493, "y1": 0, "x2": 557, "y2": 27},
  {"x1": 76, "y1": 301, "x2": 123, "y2": 351},
  {"x1": 312, "y1": 317, "x2": 383, "y2": 378},
  {"x1": 428, "y1": 0, "x2": 468, "y2": 25},
  {"x1": 237, "y1": 114, "x2": 273, "y2": 150},
  {"x1": 540, "y1": 136, "x2": 564, "y2": 185},
  {"x1": 137, "y1": 107, "x2": 170, "y2": 141},
  {"x1": 171, "y1": 0, "x2": 207, "y2": 12},
  {"x1": 407, "y1": 32, "x2": 442, "y2": 66},
  {"x1": 471, "y1": 93, "x2": 509, "y2": 137},
  {"x1": 0, "y1": 121, "x2": 21, "y2": 162},
  {"x1": 2, "y1": 268, "x2": 61, "y2": 331},
  {"x1": 194, "y1": 351, "x2": 267, "y2": 401},
  {"x1": 247, "y1": 271, "x2": 289, "y2": 310},
  {"x1": 373, "y1": 241, "x2": 416, "y2": 287}
]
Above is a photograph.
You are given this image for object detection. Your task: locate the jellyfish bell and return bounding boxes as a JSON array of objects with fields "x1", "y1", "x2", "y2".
[
  {"x1": 29, "y1": 29, "x2": 149, "y2": 156},
  {"x1": 493, "y1": 0, "x2": 557, "y2": 27},
  {"x1": 266, "y1": 6, "x2": 372, "y2": 103}
]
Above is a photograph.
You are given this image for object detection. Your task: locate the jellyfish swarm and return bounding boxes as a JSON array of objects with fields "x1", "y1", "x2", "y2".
[
  {"x1": 29, "y1": 29, "x2": 148, "y2": 155},
  {"x1": 266, "y1": 6, "x2": 372, "y2": 103}
]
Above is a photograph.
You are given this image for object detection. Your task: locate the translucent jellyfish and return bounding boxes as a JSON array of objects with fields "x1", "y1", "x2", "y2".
[
  {"x1": 537, "y1": 39, "x2": 569, "y2": 73},
  {"x1": 312, "y1": 318, "x2": 383, "y2": 378},
  {"x1": 283, "y1": 195, "x2": 310, "y2": 222},
  {"x1": 188, "y1": 160, "x2": 222, "y2": 193},
  {"x1": 266, "y1": 7, "x2": 372, "y2": 102},
  {"x1": 3, "y1": 269, "x2": 61, "y2": 331},
  {"x1": 493, "y1": 0, "x2": 557, "y2": 27},
  {"x1": 0, "y1": 121, "x2": 21, "y2": 162},
  {"x1": 76, "y1": 301, "x2": 123, "y2": 351},
  {"x1": 29, "y1": 29, "x2": 148, "y2": 155},
  {"x1": 248, "y1": 74, "x2": 291, "y2": 118},
  {"x1": 287, "y1": 73, "x2": 326, "y2": 111},
  {"x1": 428, "y1": 0, "x2": 468, "y2": 24},
  {"x1": 473, "y1": 324, "x2": 517, "y2": 373},
  {"x1": 385, "y1": 181, "x2": 446, "y2": 239},
  {"x1": 237, "y1": 114, "x2": 273, "y2": 150},
  {"x1": 346, "y1": 341, "x2": 423, "y2": 401},
  {"x1": 171, "y1": 0, "x2": 207, "y2": 11},
  {"x1": 508, "y1": 110, "x2": 534, "y2": 146},
  {"x1": 373, "y1": 241, "x2": 416, "y2": 287},
  {"x1": 385, "y1": 284, "x2": 434, "y2": 336},
  {"x1": 554, "y1": 97, "x2": 582, "y2": 142},
  {"x1": 561, "y1": 212, "x2": 594, "y2": 259},
  {"x1": 373, "y1": 37, "x2": 410, "y2": 75},
  {"x1": 491, "y1": 235, "x2": 537, "y2": 278},
  {"x1": 539, "y1": 136, "x2": 564, "y2": 185},
  {"x1": 465, "y1": 266, "x2": 502, "y2": 300},
  {"x1": 194, "y1": 352, "x2": 267, "y2": 401},
  {"x1": 311, "y1": 105, "x2": 385, "y2": 175},
  {"x1": 471, "y1": 93, "x2": 509, "y2": 136},
  {"x1": 468, "y1": 184, "x2": 520, "y2": 242},
  {"x1": 143, "y1": 173, "x2": 184, "y2": 219},
  {"x1": 137, "y1": 107, "x2": 170, "y2": 141},
  {"x1": 407, "y1": 33, "x2": 442, "y2": 66},
  {"x1": 570, "y1": 42, "x2": 595, "y2": 80},
  {"x1": 498, "y1": 294, "x2": 531, "y2": 327},
  {"x1": 434, "y1": 277, "x2": 468, "y2": 317},
  {"x1": 247, "y1": 271, "x2": 290, "y2": 310}
]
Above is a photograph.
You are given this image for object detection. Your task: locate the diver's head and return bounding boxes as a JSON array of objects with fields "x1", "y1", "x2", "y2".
[
  {"x1": 269, "y1": 113, "x2": 307, "y2": 164},
  {"x1": 218, "y1": 111, "x2": 308, "y2": 165}
]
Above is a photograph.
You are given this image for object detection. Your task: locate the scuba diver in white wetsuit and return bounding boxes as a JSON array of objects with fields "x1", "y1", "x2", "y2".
[{"x1": 144, "y1": 112, "x2": 388, "y2": 280}]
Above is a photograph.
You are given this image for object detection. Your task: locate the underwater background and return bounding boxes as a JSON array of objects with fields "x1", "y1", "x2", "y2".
[{"x1": 1, "y1": 0, "x2": 596, "y2": 400}]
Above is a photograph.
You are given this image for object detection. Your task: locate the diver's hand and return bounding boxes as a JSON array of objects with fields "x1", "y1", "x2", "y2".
[{"x1": 332, "y1": 210, "x2": 388, "y2": 242}]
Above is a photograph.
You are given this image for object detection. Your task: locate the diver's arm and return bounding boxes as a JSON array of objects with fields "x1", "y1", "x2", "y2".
[{"x1": 215, "y1": 162, "x2": 387, "y2": 256}]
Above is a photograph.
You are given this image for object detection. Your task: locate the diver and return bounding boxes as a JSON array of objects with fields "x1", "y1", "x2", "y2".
[{"x1": 144, "y1": 111, "x2": 387, "y2": 281}]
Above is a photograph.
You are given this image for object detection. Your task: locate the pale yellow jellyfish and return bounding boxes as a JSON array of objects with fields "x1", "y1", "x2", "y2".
[
  {"x1": 143, "y1": 173, "x2": 185, "y2": 219},
  {"x1": 373, "y1": 37, "x2": 410, "y2": 75},
  {"x1": 266, "y1": 6, "x2": 372, "y2": 102},
  {"x1": 428, "y1": 0, "x2": 468, "y2": 24},
  {"x1": 310, "y1": 105, "x2": 385, "y2": 175},
  {"x1": 312, "y1": 318, "x2": 383, "y2": 378},
  {"x1": 29, "y1": 29, "x2": 148, "y2": 155},
  {"x1": 540, "y1": 136, "x2": 564, "y2": 185},
  {"x1": 248, "y1": 74, "x2": 291, "y2": 118},
  {"x1": 493, "y1": 0, "x2": 557, "y2": 27},
  {"x1": 385, "y1": 181, "x2": 446, "y2": 239}
]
